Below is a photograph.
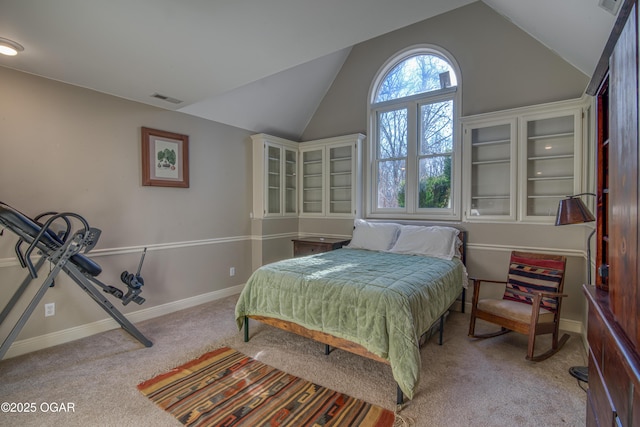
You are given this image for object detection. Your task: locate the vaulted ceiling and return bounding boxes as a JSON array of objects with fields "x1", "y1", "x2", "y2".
[{"x1": 0, "y1": 0, "x2": 619, "y2": 139}]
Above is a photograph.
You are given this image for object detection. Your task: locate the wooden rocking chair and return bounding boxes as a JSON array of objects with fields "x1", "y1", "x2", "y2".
[{"x1": 468, "y1": 251, "x2": 570, "y2": 361}]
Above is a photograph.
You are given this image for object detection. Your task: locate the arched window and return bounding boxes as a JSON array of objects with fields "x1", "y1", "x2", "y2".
[{"x1": 368, "y1": 46, "x2": 461, "y2": 219}]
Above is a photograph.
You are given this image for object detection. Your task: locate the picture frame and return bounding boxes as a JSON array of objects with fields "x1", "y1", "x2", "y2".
[{"x1": 141, "y1": 127, "x2": 189, "y2": 188}]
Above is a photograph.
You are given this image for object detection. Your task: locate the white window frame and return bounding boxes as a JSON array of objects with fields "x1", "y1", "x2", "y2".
[{"x1": 366, "y1": 44, "x2": 462, "y2": 220}]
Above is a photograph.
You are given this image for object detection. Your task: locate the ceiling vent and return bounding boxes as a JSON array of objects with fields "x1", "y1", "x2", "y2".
[
  {"x1": 598, "y1": 0, "x2": 622, "y2": 15},
  {"x1": 150, "y1": 93, "x2": 183, "y2": 104}
]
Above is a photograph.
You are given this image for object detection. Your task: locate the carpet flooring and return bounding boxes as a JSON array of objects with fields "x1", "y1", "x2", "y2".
[{"x1": 0, "y1": 294, "x2": 587, "y2": 426}]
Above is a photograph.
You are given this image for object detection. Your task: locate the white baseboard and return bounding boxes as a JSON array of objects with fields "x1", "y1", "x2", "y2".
[
  {"x1": 3, "y1": 284, "x2": 244, "y2": 359},
  {"x1": 5, "y1": 285, "x2": 585, "y2": 360},
  {"x1": 559, "y1": 318, "x2": 583, "y2": 335}
]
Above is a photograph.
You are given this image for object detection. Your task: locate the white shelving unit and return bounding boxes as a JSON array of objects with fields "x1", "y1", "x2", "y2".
[
  {"x1": 463, "y1": 117, "x2": 517, "y2": 221},
  {"x1": 299, "y1": 133, "x2": 365, "y2": 218},
  {"x1": 252, "y1": 133, "x2": 364, "y2": 220},
  {"x1": 284, "y1": 148, "x2": 297, "y2": 214},
  {"x1": 461, "y1": 99, "x2": 585, "y2": 223},
  {"x1": 519, "y1": 109, "x2": 582, "y2": 222},
  {"x1": 301, "y1": 148, "x2": 324, "y2": 215},
  {"x1": 328, "y1": 144, "x2": 354, "y2": 215}
]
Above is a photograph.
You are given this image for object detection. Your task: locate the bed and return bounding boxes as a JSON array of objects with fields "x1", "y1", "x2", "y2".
[{"x1": 235, "y1": 220, "x2": 467, "y2": 402}]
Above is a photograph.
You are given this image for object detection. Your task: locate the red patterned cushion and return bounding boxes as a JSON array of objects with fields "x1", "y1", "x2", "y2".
[{"x1": 503, "y1": 254, "x2": 565, "y2": 312}]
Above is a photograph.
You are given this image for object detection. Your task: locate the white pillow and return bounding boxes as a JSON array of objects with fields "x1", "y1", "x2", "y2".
[
  {"x1": 346, "y1": 219, "x2": 400, "y2": 251},
  {"x1": 388, "y1": 225, "x2": 460, "y2": 260}
]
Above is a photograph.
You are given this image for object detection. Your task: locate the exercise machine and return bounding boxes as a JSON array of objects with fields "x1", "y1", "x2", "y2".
[{"x1": 0, "y1": 202, "x2": 152, "y2": 360}]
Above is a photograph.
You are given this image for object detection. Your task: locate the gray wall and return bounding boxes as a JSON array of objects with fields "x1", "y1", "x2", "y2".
[
  {"x1": 297, "y1": 1, "x2": 592, "y2": 331},
  {"x1": 0, "y1": 66, "x2": 253, "y2": 352},
  {"x1": 302, "y1": 1, "x2": 589, "y2": 140},
  {"x1": 0, "y1": 1, "x2": 593, "y2": 356}
]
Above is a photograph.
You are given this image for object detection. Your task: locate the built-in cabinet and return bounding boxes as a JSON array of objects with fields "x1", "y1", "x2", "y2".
[
  {"x1": 251, "y1": 134, "x2": 299, "y2": 218},
  {"x1": 520, "y1": 109, "x2": 582, "y2": 220},
  {"x1": 252, "y1": 133, "x2": 364, "y2": 219},
  {"x1": 463, "y1": 117, "x2": 517, "y2": 220},
  {"x1": 328, "y1": 144, "x2": 357, "y2": 215},
  {"x1": 462, "y1": 99, "x2": 584, "y2": 223},
  {"x1": 300, "y1": 147, "x2": 324, "y2": 215},
  {"x1": 299, "y1": 134, "x2": 365, "y2": 217}
]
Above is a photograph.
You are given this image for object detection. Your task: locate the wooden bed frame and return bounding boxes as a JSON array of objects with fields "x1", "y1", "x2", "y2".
[{"x1": 242, "y1": 230, "x2": 467, "y2": 404}]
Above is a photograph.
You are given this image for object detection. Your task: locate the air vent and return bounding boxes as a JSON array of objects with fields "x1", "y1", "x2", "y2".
[
  {"x1": 598, "y1": 0, "x2": 621, "y2": 15},
  {"x1": 150, "y1": 93, "x2": 183, "y2": 104}
]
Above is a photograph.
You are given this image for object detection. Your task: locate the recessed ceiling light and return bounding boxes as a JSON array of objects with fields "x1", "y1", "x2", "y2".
[{"x1": 0, "y1": 37, "x2": 24, "y2": 56}]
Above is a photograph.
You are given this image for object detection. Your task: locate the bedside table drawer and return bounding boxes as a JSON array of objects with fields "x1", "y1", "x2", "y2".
[
  {"x1": 292, "y1": 238, "x2": 350, "y2": 257},
  {"x1": 294, "y1": 242, "x2": 329, "y2": 256}
]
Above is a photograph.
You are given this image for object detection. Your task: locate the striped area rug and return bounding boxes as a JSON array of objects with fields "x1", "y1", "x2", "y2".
[{"x1": 137, "y1": 347, "x2": 395, "y2": 427}]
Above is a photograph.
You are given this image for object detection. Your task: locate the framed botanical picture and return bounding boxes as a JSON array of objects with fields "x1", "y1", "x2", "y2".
[{"x1": 141, "y1": 127, "x2": 189, "y2": 188}]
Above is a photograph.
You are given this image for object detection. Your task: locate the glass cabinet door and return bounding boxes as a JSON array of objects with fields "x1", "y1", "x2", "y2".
[
  {"x1": 264, "y1": 143, "x2": 298, "y2": 217},
  {"x1": 266, "y1": 144, "x2": 281, "y2": 215}
]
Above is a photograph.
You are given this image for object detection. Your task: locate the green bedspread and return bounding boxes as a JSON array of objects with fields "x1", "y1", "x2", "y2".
[{"x1": 234, "y1": 248, "x2": 467, "y2": 399}]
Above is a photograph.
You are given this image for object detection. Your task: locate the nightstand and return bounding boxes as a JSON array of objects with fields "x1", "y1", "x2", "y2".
[{"x1": 292, "y1": 237, "x2": 351, "y2": 257}]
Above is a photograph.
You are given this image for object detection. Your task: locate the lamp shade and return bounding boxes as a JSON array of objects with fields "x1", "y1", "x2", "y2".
[{"x1": 555, "y1": 196, "x2": 595, "y2": 226}]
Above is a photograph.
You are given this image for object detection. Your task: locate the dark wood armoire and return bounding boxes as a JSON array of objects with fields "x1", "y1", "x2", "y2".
[{"x1": 585, "y1": 0, "x2": 640, "y2": 425}]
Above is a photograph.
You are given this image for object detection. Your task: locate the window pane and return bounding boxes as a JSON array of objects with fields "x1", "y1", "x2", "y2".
[
  {"x1": 377, "y1": 159, "x2": 406, "y2": 208},
  {"x1": 420, "y1": 100, "x2": 453, "y2": 155},
  {"x1": 378, "y1": 109, "x2": 407, "y2": 159},
  {"x1": 375, "y1": 54, "x2": 457, "y2": 102},
  {"x1": 418, "y1": 155, "x2": 451, "y2": 208}
]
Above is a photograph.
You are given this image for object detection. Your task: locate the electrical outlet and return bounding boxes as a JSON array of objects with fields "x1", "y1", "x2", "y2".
[
  {"x1": 229, "y1": 267, "x2": 236, "y2": 277},
  {"x1": 44, "y1": 303, "x2": 55, "y2": 317}
]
